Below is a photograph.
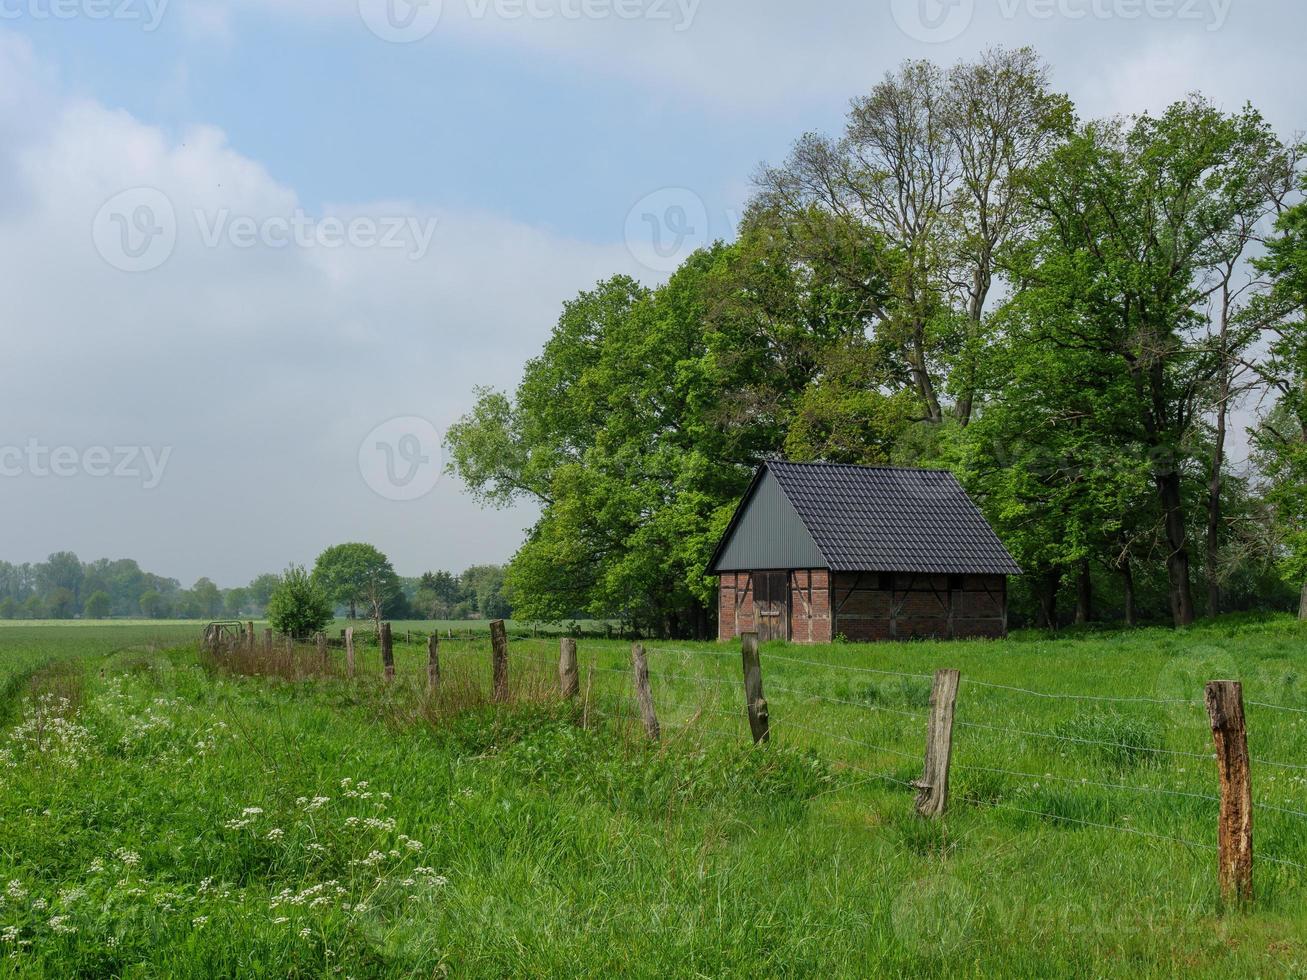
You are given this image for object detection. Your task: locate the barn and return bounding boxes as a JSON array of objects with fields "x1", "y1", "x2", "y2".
[{"x1": 710, "y1": 461, "x2": 1022, "y2": 644}]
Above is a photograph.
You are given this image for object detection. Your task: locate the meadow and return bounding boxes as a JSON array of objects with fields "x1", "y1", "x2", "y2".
[{"x1": 0, "y1": 617, "x2": 1305, "y2": 977}]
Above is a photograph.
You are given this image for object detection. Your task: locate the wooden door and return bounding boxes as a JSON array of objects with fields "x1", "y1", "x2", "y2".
[{"x1": 754, "y1": 571, "x2": 790, "y2": 642}]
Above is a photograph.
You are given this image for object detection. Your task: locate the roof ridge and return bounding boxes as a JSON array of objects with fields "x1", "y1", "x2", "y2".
[{"x1": 767, "y1": 460, "x2": 954, "y2": 475}]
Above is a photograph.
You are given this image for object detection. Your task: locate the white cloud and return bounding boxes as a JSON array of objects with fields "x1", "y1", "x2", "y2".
[{"x1": 0, "y1": 32, "x2": 635, "y2": 584}]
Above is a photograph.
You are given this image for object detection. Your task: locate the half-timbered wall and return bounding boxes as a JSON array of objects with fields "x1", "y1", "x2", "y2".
[
  {"x1": 717, "y1": 570, "x2": 832, "y2": 644},
  {"x1": 830, "y1": 572, "x2": 1006, "y2": 642}
]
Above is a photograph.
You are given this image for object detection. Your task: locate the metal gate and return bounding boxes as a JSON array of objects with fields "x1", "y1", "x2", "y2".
[{"x1": 754, "y1": 571, "x2": 790, "y2": 642}]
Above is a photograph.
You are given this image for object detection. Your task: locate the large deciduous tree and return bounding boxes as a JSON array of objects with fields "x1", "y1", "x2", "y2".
[{"x1": 1010, "y1": 98, "x2": 1289, "y2": 626}]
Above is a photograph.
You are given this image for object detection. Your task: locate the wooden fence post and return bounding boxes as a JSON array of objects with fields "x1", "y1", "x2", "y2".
[
  {"x1": 631, "y1": 643, "x2": 660, "y2": 741},
  {"x1": 427, "y1": 635, "x2": 441, "y2": 694},
  {"x1": 245, "y1": 621, "x2": 255, "y2": 651},
  {"x1": 740, "y1": 632, "x2": 769, "y2": 744},
  {"x1": 915, "y1": 669, "x2": 961, "y2": 819},
  {"x1": 560, "y1": 638, "x2": 579, "y2": 700},
  {"x1": 316, "y1": 632, "x2": 328, "y2": 671},
  {"x1": 263, "y1": 629, "x2": 273, "y2": 656},
  {"x1": 345, "y1": 627, "x2": 356, "y2": 679},
  {"x1": 381, "y1": 623, "x2": 395, "y2": 681},
  {"x1": 490, "y1": 620, "x2": 509, "y2": 702},
  {"x1": 1206, "y1": 680, "x2": 1253, "y2": 904}
]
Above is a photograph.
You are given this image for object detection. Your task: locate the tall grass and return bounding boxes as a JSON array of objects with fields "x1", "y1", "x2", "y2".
[{"x1": 0, "y1": 617, "x2": 1305, "y2": 976}]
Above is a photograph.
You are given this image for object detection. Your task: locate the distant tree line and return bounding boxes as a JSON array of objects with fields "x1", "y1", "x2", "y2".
[
  {"x1": 447, "y1": 47, "x2": 1307, "y2": 637},
  {"x1": 0, "y1": 547, "x2": 512, "y2": 623}
]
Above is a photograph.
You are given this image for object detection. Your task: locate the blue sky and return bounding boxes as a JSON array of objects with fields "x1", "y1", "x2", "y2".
[{"x1": 1, "y1": 0, "x2": 1304, "y2": 586}]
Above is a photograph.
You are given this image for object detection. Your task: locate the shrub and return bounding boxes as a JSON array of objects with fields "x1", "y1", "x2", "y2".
[{"x1": 266, "y1": 566, "x2": 334, "y2": 638}]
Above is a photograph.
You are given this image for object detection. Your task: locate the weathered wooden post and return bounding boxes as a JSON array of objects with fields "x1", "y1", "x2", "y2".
[
  {"x1": 284, "y1": 634, "x2": 293, "y2": 656},
  {"x1": 490, "y1": 620, "x2": 509, "y2": 702},
  {"x1": 380, "y1": 623, "x2": 395, "y2": 681},
  {"x1": 316, "y1": 632, "x2": 328, "y2": 671},
  {"x1": 915, "y1": 669, "x2": 961, "y2": 819},
  {"x1": 740, "y1": 632, "x2": 770, "y2": 744},
  {"x1": 1206, "y1": 680, "x2": 1253, "y2": 904},
  {"x1": 560, "y1": 638, "x2": 579, "y2": 700},
  {"x1": 245, "y1": 621, "x2": 255, "y2": 651},
  {"x1": 631, "y1": 643, "x2": 660, "y2": 741},
  {"x1": 263, "y1": 628, "x2": 273, "y2": 656},
  {"x1": 345, "y1": 627, "x2": 356, "y2": 679},
  {"x1": 427, "y1": 634, "x2": 441, "y2": 694}
]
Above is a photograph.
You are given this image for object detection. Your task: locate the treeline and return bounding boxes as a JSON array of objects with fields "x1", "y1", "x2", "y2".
[
  {"x1": 448, "y1": 47, "x2": 1307, "y2": 637},
  {"x1": 0, "y1": 548, "x2": 512, "y2": 622}
]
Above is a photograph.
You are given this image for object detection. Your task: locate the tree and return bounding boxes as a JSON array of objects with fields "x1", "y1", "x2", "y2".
[
  {"x1": 311, "y1": 544, "x2": 398, "y2": 620},
  {"x1": 247, "y1": 573, "x2": 281, "y2": 612},
  {"x1": 224, "y1": 587, "x2": 250, "y2": 618},
  {"x1": 46, "y1": 588, "x2": 77, "y2": 619},
  {"x1": 1011, "y1": 98, "x2": 1289, "y2": 626},
  {"x1": 0, "y1": 597, "x2": 15, "y2": 620},
  {"x1": 83, "y1": 591, "x2": 111, "y2": 619},
  {"x1": 266, "y1": 566, "x2": 334, "y2": 638},
  {"x1": 139, "y1": 590, "x2": 169, "y2": 620},
  {"x1": 752, "y1": 48, "x2": 1068, "y2": 426},
  {"x1": 37, "y1": 552, "x2": 84, "y2": 608},
  {"x1": 191, "y1": 578, "x2": 224, "y2": 619},
  {"x1": 1255, "y1": 178, "x2": 1307, "y2": 617},
  {"x1": 22, "y1": 595, "x2": 44, "y2": 620},
  {"x1": 414, "y1": 571, "x2": 461, "y2": 619}
]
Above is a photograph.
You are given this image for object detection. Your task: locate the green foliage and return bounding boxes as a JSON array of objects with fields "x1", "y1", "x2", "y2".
[
  {"x1": 311, "y1": 543, "x2": 402, "y2": 620},
  {"x1": 265, "y1": 566, "x2": 334, "y2": 638},
  {"x1": 82, "y1": 591, "x2": 111, "y2": 619}
]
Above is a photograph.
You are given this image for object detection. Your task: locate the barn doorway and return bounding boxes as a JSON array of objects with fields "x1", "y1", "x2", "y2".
[{"x1": 753, "y1": 571, "x2": 790, "y2": 642}]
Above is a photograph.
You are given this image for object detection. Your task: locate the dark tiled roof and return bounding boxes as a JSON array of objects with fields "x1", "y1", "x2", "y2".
[{"x1": 763, "y1": 461, "x2": 1022, "y2": 575}]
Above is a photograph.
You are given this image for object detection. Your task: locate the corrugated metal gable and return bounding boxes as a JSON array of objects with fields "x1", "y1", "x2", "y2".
[{"x1": 710, "y1": 469, "x2": 827, "y2": 573}]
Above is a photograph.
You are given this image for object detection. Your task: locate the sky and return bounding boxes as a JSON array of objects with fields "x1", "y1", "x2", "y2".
[{"x1": 0, "y1": 0, "x2": 1303, "y2": 587}]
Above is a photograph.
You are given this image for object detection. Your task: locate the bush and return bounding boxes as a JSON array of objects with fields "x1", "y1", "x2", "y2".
[{"x1": 266, "y1": 566, "x2": 334, "y2": 638}]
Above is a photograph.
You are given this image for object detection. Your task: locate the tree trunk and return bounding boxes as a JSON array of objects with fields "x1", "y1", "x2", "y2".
[
  {"x1": 1206, "y1": 388, "x2": 1228, "y2": 618},
  {"x1": 348, "y1": 600, "x2": 356, "y2": 620},
  {"x1": 1158, "y1": 470, "x2": 1196, "y2": 627},
  {"x1": 1121, "y1": 560, "x2": 1137, "y2": 628},
  {"x1": 1300, "y1": 579, "x2": 1307, "y2": 622},
  {"x1": 1075, "y1": 560, "x2": 1093, "y2": 625},
  {"x1": 1037, "y1": 568, "x2": 1062, "y2": 630}
]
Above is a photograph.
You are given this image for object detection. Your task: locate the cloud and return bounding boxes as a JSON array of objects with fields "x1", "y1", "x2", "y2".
[{"x1": 0, "y1": 31, "x2": 634, "y2": 584}]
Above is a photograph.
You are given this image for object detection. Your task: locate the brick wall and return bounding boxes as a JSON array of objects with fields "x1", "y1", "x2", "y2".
[
  {"x1": 831, "y1": 572, "x2": 1007, "y2": 642},
  {"x1": 719, "y1": 570, "x2": 1007, "y2": 643},
  {"x1": 788, "y1": 569, "x2": 831, "y2": 644},
  {"x1": 718, "y1": 569, "x2": 831, "y2": 643},
  {"x1": 717, "y1": 572, "x2": 757, "y2": 642}
]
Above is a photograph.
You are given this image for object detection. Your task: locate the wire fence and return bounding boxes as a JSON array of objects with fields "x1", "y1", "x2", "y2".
[{"x1": 204, "y1": 624, "x2": 1307, "y2": 891}]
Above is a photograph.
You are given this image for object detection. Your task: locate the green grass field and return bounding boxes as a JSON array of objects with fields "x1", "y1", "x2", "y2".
[{"x1": 0, "y1": 617, "x2": 1304, "y2": 977}]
